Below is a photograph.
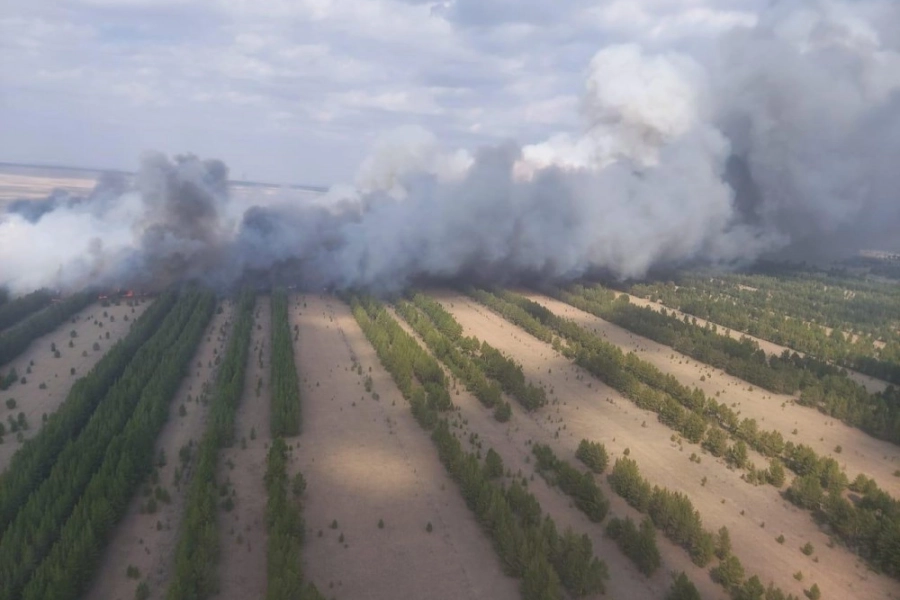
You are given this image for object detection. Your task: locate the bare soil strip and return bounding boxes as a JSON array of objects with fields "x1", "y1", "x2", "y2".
[
  {"x1": 435, "y1": 291, "x2": 900, "y2": 600},
  {"x1": 388, "y1": 304, "x2": 726, "y2": 600},
  {"x1": 527, "y1": 292, "x2": 900, "y2": 497},
  {"x1": 0, "y1": 300, "x2": 148, "y2": 473},
  {"x1": 215, "y1": 296, "x2": 273, "y2": 600},
  {"x1": 618, "y1": 290, "x2": 889, "y2": 394},
  {"x1": 290, "y1": 294, "x2": 519, "y2": 600},
  {"x1": 84, "y1": 301, "x2": 234, "y2": 600}
]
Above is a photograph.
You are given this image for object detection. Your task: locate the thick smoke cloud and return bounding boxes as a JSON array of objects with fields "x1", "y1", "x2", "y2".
[{"x1": 1, "y1": 0, "x2": 898, "y2": 294}]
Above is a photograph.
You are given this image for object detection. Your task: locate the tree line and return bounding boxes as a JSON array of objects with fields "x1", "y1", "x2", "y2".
[
  {"x1": 264, "y1": 437, "x2": 324, "y2": 599},
  {"x1": 473, "y1": 287, "x2": 900, "y2": 579},
  {"x1": 412, "y1": 293, "x2": 545, "y2": 408},
  {"x1": 531, "y1": 443, "x2": 609, "y2": 523},
  {"x1": 0, "y1": 289, "x2": 52, "y2": 332},
  {"x1": 627, "y1": 270, "x2": 900, "y2": 385},
  {"x1": 0, "y1": 290, "x2": 178, "y2": 534},
  {"x1": 561, "y1": 283, "x2": 900, "y2": 445},
  {"x1": 0, "y1": 291, "x2": 94, "y2": 367},
  {"x1": 350, "y1": 294, "x2": 609, "y2": 600},
  {"x1": 167, "y1": 289, "x2": 256, "y2": 600},
  {"x1": 19, "y1": 290, "x2": 215, "y2": 600},
  {"x1": 270, "y1": 290, "x2": 301, "y2": 436},
  {"x1": 0, "y1": 289, "x2": 212, "y2": 600},
  {"x1": 608, "y1": 457, "x2": 800, "y2": 600},
  {"x1": 393, "y1": 298, "x2": 508, "y2": 419}
]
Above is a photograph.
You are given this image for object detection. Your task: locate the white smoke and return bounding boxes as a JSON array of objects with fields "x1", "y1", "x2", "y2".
[{"x1": 1, "y1": 0, "x2": 898, "y2": 294}]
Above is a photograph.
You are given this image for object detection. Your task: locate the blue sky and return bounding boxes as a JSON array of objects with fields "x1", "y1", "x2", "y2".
[{"x1": 2, "y1": 0, "x2": 768, "y2": 184}]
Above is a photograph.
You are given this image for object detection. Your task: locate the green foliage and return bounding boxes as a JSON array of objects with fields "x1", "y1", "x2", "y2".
[
  {"x1": 270, "y1": 290, "x2": 302, "y2": 436},
  {"x1": 666, "y1": 572, "x2": 701, "y2": 600},
  {"x1": 711, "y1": 554, "x2": 745, "y2": 590},
  {"x1": 264, "y1": 437, "x2": 324, "y2": 600},
  {"x1": 605, "y1": 516, "x2": 661, "y2": 576},
  {"x1": 532, "y1": 444, "x2": 609, "y2": 523},
  {"x1": 484, "y1": 448, "x2": 504, "y2": 479},
  {"x1": 493, "y1": 401, "x2": 512, "y2": 422},
  {"x1": 0, "y1": 292, "x2": 93, "y2": 367},
  {"x1": 0, "y1": 290, "x2": 53, "y2": 333},
  {"x1": 351, "y1": 294, "x2": 608, "y2": 600},
  {"x1": 167, "y1": 289, "x2": 256, "y2": 600},
  {"x1": 0, "y1": 290, "x2": 215, "y2": 600},
  {"x1": 575, "y1": 439, "x2": 608, "y2": 473}
]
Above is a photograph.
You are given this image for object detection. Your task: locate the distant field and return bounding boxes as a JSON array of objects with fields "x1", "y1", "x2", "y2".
[{"x1": 0, "y1": 162, "x2": 325, "y2": 212}]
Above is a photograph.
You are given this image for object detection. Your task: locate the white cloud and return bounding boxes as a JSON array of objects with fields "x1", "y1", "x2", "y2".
[{"x1": 0, "y1": 0, "x2": 797, "y2": 183}]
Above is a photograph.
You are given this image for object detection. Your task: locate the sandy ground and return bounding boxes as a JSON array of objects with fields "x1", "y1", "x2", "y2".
[
  {"x1": 289, "y1": 294, "x2": 519, "y2": 600},
  {"x1": 387, "y1": 305, "x2": 727, "y2": 600},
  {"x1": 528, "y1": 292, "x2": 900, "y2": 498},
  {"x1": 85, "y1": 301, "x2": 234, "y2": 600},
  {"x1": 0, "y1": 300, "x2": 148, "y2": 473},
  {"x1": 215, "y1": 297, "x2": 272, "y2": 600},
  {"x1": 0, "y1": 172, "x2": 97, "y2": 204},
  {"x1": 434, "y1": 291, "x2": 900, "y2": 600},
  {"x1": 619, "y1": 291, "x2": 889, "y2": 394}
]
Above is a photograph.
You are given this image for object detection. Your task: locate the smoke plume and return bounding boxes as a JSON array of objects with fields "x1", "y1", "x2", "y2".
[{"x1": 1, "y1": 0, "x2": 898, "y2": 294}]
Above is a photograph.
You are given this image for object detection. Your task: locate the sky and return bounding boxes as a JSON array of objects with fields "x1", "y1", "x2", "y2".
[{"x1": 0, "y1": 0, "x2": 767, "y2": 185}]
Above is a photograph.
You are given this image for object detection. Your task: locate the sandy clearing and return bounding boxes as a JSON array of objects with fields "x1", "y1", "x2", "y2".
[
  {"x1": 619, "y1": 291, "x2": 889, "y2": 394},
  {"x1": 388, "y1": 304, "x2": 727, "y2": 600},
  {"x1": 84, "y1": 301, "x2": 234, "y2": 600},
  {"x1": 527, "y1": 292, "x2": 900, "y2": 498},
  {"x1": 435, "y1": 291, "x2": 900, "y2": 600},
  {"x1": 289, "y1": 294, "x2": 519, "y2": 600},
  {"x1": 0, "y1": 300, "x2": 148, "y2": 473},
  {"x1": 215, "y1": 297, "x2": 272, "y2": 600}
]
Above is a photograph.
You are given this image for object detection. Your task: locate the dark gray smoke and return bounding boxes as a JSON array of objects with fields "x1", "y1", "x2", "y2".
[{"x1": 1, "y1": 0, "x2": 898, "y2": 294}]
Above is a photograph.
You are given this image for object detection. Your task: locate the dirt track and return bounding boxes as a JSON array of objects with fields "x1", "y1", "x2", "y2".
[
  {"x1": 434, "y1": 291, "x2": 900, "y2": 600},
  {"x1": 290, "y1": 294, "x2": 519, "y2": 600}
]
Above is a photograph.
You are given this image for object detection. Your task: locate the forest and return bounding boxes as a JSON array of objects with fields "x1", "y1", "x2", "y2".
[
  {"x1": 0, "y1": 288, "x2": 214, "y2": 600},
  {"x1": 558, "y1": 283, "x2": 900, "y2": 445},
  {"x1": 270, "y1": 290, "x2": 301, "y2": 436},
  {"x1": 472, "y1": 286, "x2": 900, "y2": 581},
  {"x1": 0, "y1": 291, "x2": 94, "y2": 368},
  {"x1": 350, "y1": 293, "x2": 610, "y2": 600},
  {"x1": 626, "y1": 268, "x2": 900, "y2": 384},
  {"x1": 167, "y1": 289, "x2": 255, "y2": 600}
]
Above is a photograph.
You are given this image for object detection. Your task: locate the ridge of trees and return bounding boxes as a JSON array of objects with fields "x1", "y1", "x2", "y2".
[
  {"x1": 167, "y1": 289, "x2": 256, "y2": 600},
  {"x1": 0, "y1": 291, "x2": 94, "y2": 367},
  {"x1": 575, "y1": 439, "x2": 608, "y2": 474},
  {"x1": 393, "y1": 298, "x2": 503, "y2": 413},
  {"x1": 19, "y1": 290, "x2": 215, "y2": 600},
  {"x1": 0, "y1": 289, "x2": 211, "y2": 600},
  {"x1": 608, "y1": 457, "x2": 799, "y2": 600},
  {"x1": 0, "y1": 289, "x2": 52, "y2": 332},
  {"x1": 560, "y1": 284, "x2": 900, "y2": 445},
  {"x1": 531, "y1": 443, "x2": 609, "y2": 523},
  {"x1": 473, "y1": 287, "x2": 900, "y2": 580},
  {"x1": 605, "y1": 516, "x2": 661, "y2": 576},
  {"x1": 0, "y1": 290, "x2": 178, "y2": 534},
  {"x1": 264, "y1": 437, "x2": 324, "y2": 600},
  {"x1": 626, "y1": 272, "x2": 900, "y2": 385},
  {"x1": 396, "y1": 293, "x2": 544, "y2": 414},
  {"x1": 270, "y1": 290, "x2": 301, "y2": 436},
  {"x1": 350, "y1": 294, "x2": 609, "y2": 600}
]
